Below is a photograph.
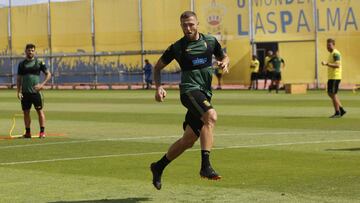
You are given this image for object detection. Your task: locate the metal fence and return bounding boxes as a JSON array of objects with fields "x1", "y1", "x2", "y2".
[
  {"x1": 0, "y1": 52, "x2": 181, "y2": 86},
  {"x1": 0, "y1": 0, "x2": 189, "y2": 86}
]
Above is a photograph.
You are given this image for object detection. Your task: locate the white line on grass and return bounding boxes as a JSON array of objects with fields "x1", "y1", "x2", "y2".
[
  {"x1": 0, "y1": 135, "x2": 180, "y2": 149},
  {"x1": 0, "y1": 130, "x2": 359, "y2": 150},
  {"x1": 1, "y1": 138, "x2": 360, "y2": 166}
]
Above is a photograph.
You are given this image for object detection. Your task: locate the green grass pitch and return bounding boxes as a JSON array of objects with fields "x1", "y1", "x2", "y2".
[{"x1": 0, "y1": 89, "x2": 359, "y2": 202}]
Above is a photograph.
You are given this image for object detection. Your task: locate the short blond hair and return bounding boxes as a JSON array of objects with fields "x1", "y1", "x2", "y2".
[{"x1": 180, "y1": 11, "x2": 197, "y2": 21}]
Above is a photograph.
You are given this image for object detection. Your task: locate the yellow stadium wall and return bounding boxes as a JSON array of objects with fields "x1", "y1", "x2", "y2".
[
  {"x1": 195, "y1": 0, "x2": 251, "y2": 84},
  {"x1": 244, "y1": 0, "x2": 360, "y2": 85},
  {"x1": 0, "y1": 7, "x2": 9, "y2": 54},
  {"x1": 142, "y1": 0, "x2": 191, "y2": 72},
  {"x1": 316, "y1": 0, "x2": 360, "y2": 84},
  {"x1": 252, "y1": 0, "x2": 315, "y2": 42},
  {"x1": 317, "y1": 35, "x2": 360, "y2": 84},
  {"x1": 11, "y1": 4, "x2": 49, "y2": 55},
  {"x1": 94, "y1": 0, "x2": 140, "y2": 52},
  {"x1": 2, "y1": 0, "x2": 360, "y2": 85},
  {"x1": 51, "y1": 0, "x2": 92, "y2": 53},
  {"x1": 279, "y1": 41, "x2": 315, "y2": 84},
  {"x1": 142, "y1": 0, "x2": 190, "y2": 50}
]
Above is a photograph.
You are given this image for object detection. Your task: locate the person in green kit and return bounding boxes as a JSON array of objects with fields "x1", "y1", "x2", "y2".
[
  {"x1": 268, "y1": 50, "x2": 285, "y2": 93},
  {"x1": 17, "y1": 44, "x2": 52, "y2": 138},
  {"x1": 150, "y1": 11, "x2": 229, "y2": 190}
]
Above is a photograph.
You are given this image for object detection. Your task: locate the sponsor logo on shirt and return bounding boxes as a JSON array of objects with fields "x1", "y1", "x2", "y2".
[{"x1": 192, "y1": 57, "x2": 208, "y2": 66}]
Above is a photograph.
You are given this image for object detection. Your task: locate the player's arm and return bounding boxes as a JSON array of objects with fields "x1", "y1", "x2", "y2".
[
  {"x1": 213, "y1": 39, "x2": 229, "y2": 73},
  {"x1": 42, "y1": 70, "x2": 52, "y2": 86},
  {"x1": 35, "y1": 61, "x2": 52, "y2": 91},
  {"x1": 321, "y1": 60, "x2": 340, "y2": 68},
  {"x1": 16, "y1": 75, "x2": 22, "y2": 100},
  {"x1": 321, "y1": 54, "x2": 340, "y2": 68},
  {"x1": 281, "y1": 59, "x2": 285, "y2": 69},
  {"x1": 216, "y1": 54, "x2": 229, "y2": 73},
  {"x1": 16, "y1": 63, "x2": 23, "y2": 100},
  {"x1": 266, "y1": 58, "x2": 273, "y2": 70},
  {"x1": 154, "y1": 58, "x2": 168, "y2": 102},
  {"x1": 154, "y1": 44, "x2": 175, "y2": 102},
  {"x1": 34, "y1": 71, "x2": 51, "y2": 91},
  {"x1": 255, "y1": 61, "x2": 260, "y2": 71},
  {"x1": 323, "y1": 61, "x2": 340, "y2": 68},
  {"x1": 263, "y1": 59, "x2": 267, "y2": 72},
  {"x1": 250, "y1": 61, "x2": 255, "y2": 68}
]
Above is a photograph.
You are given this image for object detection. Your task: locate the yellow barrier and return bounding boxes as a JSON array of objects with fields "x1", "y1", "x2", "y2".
[
  {"x1": 9, "y1": 114, "x2": 24, "y2": 137},
  {"x1": 285, "y1": 84, "x2": 307, "y2": 94}
]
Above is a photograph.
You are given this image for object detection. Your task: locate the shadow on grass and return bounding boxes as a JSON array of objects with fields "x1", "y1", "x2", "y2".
[
  {"x1": 326, "y1": 148, "x2": 360, "y2": 151},
  {"x1": 280, "y1": 116, "x2": 325, "y2": 120},
  {"x1": 49, "y1": 197, "x2": 151, "y2": 203}
]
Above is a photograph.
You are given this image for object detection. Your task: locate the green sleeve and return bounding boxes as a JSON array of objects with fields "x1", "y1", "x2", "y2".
[
  {"x1": 17, "y1": 62, "x2": 24, "y2": 75},
  {"x1": 333, "y1": 53, "x2": 341, "y2": 61},
  {"x1": 161, "y1": 44, "x2": 175, "y2": 65},
  {"x1": 213, "y1": 38, "x2": 225, "y2": 59},
  {"x1": 39, "y1": 60, "x2": 48, "y2": 73}
]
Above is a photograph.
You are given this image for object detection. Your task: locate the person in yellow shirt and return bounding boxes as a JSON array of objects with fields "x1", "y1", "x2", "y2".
[
  {"x1": 321, "y1": 38, "x2": 346, "y2": 118},
  {"x1": 263, "y1": 50, "x2": 273, "y2": 89},
  {"x1": 249, "y1": 55, "x2": 260, "y2": 90}
]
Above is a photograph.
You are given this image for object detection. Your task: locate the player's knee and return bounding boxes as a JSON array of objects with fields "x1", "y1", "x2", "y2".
[
  {"x1": 203, "y1": 109, "x2": 217, "y2": 126},
  {"x1": 23, "y1": 110, "x2": 30, "y2": 115}
]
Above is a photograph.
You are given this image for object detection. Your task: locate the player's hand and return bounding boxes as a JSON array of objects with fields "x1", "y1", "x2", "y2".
[
  {"x1": 321, "y1": 61, "x2": 328, "y2": 66},
  {"x1": 34, "y1": 84, "x2": 43, "y2": 91},
  {"x1": 17, "y1": 92, "x2": 23, "y2": 100},
  {"x1": 155, "y1": 87, "x2": 167, "y2": 102},
  {"x1": 217, "y1": 61, "x2": 229, "y2": 74}
]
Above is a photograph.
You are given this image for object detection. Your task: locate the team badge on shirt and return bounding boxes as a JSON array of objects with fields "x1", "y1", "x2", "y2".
[{"x1": 203, "y1": 100, "x2": 211, "y2": 107}]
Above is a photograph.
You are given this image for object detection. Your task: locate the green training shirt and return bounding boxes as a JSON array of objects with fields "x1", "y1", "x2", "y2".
[
  {"x1": 269, "y1": 56, "x2": 285, "y2": 73},
  {"x1": 161, "y1": 33, "x2": 225, "y2": 98},
  {"x1": 18, "y1": 58, "x2": 48, "y2": 94}
]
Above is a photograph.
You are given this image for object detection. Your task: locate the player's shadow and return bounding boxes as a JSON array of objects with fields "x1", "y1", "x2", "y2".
[
  {"x1": 281, "y1": 117, "x2": 306, "y2": 120},
  {"x1": 326, "y1": 148, "x2": 360, "y2": 151},
  {"x1": 49, "y1": 197, "x2": 151, "y2": 203},
  {"x1": 281, "y1": 116, "x2": 324, "y2": 120}
]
